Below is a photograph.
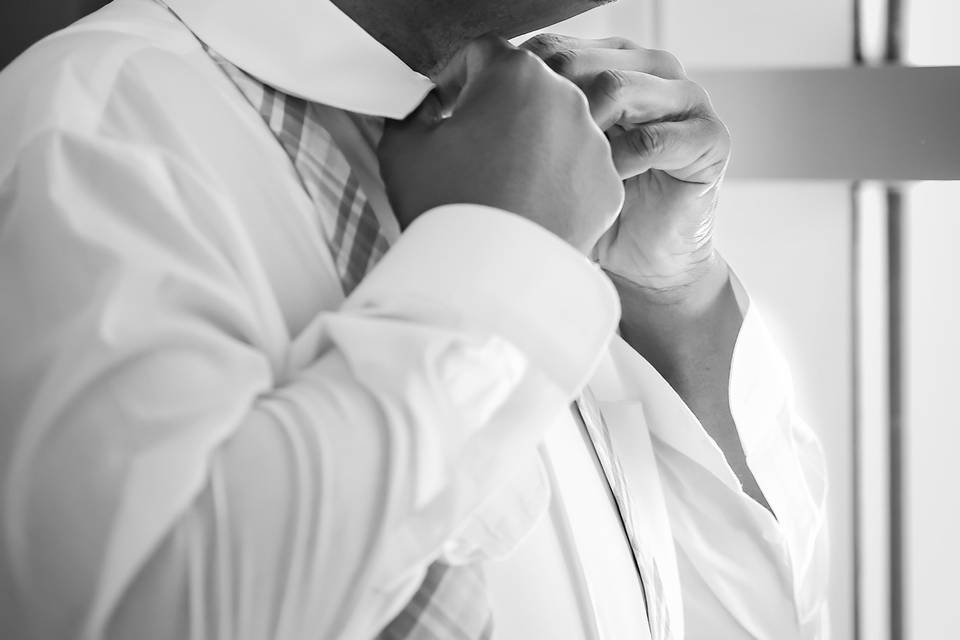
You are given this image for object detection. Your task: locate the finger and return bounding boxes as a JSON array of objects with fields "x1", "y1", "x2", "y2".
[
  {"x1": 399, "y1": 89, "x2": 447, "y2": 127},
  {"x1": 609, "y1": 118, "x2": 730, "y2": 182},
  {"x1": 395, "y1": 35, "x2": 515, "y2": 128},
  {"x1": 548, "y1": 48, "x2": 687, "y2": 85},
  {"x1": 522, "y1": 33, "x2": 644, "y2": 58},
  {"x1": 585, "y1": 71, "x2": 711, "y2": 130},
  {"x1": 523, "y1": 34, "x2": 685, "y2": 80}
]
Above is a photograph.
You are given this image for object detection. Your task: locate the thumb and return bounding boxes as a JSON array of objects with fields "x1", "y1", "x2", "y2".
[
  {"x1": 431, "y1": 34, "x2": 516, "y2": 117},
  {"x1": 401, "y1": 89, "x2": 446, "y2": 127}
]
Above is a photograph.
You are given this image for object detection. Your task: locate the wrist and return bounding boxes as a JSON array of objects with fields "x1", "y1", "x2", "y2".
[
  {"x1": 608, "y1": 253, "x2": 742, "y2": 390},
  {"x1": 603, "y1": 247, "x2": 728, "y2": 312}
]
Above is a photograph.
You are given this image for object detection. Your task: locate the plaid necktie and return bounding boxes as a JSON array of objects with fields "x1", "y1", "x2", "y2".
[
  {"x1": 205, "y1": 49, "x2": 494, "y2": 640},
  {"x1": 209, "y1": 56, "x2": 390, "y2": 296}
]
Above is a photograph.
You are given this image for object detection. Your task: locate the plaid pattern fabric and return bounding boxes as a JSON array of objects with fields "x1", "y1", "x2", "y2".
[
  {"x1": 210, "y1": 52, "x2": 391, "y2": 296},
  {"x1": 377, "y1": 563, "x2": 493, "y2": 640},
  {"x1": 203, "y1": 49, "x2": 495, "y2": 640}
]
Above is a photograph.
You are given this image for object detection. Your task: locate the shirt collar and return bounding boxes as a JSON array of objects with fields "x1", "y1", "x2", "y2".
[{"x1": 164, "y1": 0, "x2": 434, "y2": 119}]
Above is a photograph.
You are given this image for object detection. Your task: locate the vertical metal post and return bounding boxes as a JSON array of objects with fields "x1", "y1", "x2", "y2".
[
  {"x1": 854, "y1": 1, "x2": 905, "y2": 637},
  {"x1": 850, "y1": 183, "x2": 862, "y2": 640},
  {"x1": 886, "y1": 187, "x2": 904, "y2": 640},
  {"x1": 883, "y1": 0, "x2": 905, "y2": 636}
]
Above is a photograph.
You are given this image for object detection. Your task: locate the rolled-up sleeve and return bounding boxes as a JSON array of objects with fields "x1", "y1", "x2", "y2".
[
  {"x1": 0, "y1": 130, "x2": 619, "y2": 640},
  {"x1": 588, "y1": 270, "x2": 829, "y2": 639},
  {"x1": 728, "y1": 281, "x2": 829, "y2": 635}
]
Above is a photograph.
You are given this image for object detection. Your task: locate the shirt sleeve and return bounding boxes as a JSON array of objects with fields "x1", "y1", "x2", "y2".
[
  {"x1": 588, "y1": 270, "x2": 829, "y2": 639},
  {"x1": 727, "y1": 275, "x2": 830, "y2": 635},
  {"x1": 0, "y1": 130, "x2": 620, "y2": 640}
]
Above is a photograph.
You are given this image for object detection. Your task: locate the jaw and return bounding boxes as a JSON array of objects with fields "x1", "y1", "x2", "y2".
[
  {"x1": 332, "y1": 0, "x2": 615, "y2": 79},
  {"x1": 494, "y1": 0, "x2": 615, "y2": 39},
  {"x1": 418, "y1": 0, "x2": 615, "y2": 75}
]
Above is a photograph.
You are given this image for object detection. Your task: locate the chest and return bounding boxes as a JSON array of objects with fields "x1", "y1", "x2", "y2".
[{"x1": 487, "y1": 407, "x2": 652, "y2": 640}]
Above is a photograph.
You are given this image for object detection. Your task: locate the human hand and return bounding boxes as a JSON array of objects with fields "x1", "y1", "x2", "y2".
[
  {"x1": 379, "y1": 36, "x2": 624, "y2": 255},
  {"x1": 524, "y1": 34, "x2": 731, "y2": 303}
]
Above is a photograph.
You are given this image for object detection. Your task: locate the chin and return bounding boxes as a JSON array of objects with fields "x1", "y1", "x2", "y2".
[{"x1": 496, "y1": 0, "x2": 614, "y2": 39}]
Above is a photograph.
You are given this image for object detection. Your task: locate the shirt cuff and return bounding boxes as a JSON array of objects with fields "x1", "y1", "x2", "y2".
[
  {"x1": 726, "y1": 269, "x2": 829, "y2": 623},
  {"x1": 344, "y1": 203, "x2": 622, "y2": 399},
  {"x1": 728, "y1": 270, "x2": 799, "y2": 456},
  {"x1": 728, "y1": 268, "x2": 827, "y2": 508}
]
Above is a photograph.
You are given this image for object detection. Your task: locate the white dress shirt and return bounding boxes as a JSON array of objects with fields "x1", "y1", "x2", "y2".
[{"x1": 0, "y1": 1, "x2": 829, "y2": 639}]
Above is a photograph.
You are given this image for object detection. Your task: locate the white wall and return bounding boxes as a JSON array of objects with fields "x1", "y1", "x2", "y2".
[
  {"x1": 519, "y1": 0, "x2": 656, "y2": 45},
  {"x1": 906, "y1": 0, "x2": 960, "y2": 65},
  {"x1": 660, "y1": 0, "x2": 853, "y2": 68},
  {"x1": 903, "y1": 182, "x2": 960, "y2": 640}
]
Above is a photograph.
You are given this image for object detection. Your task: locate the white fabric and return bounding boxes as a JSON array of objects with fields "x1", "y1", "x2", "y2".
[
  {"x1": 0, "y1": 0, "x2": 829, "y2": 639},
  {"x1": 164, "y1": 0, "x2": 433, "y2": 118}
]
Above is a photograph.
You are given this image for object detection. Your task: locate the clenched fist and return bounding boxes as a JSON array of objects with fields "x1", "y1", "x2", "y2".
[
  {"x1": 379, "y1": 36, "x2": 624, "y2": 255},
  {"x1": 524, "y1": 34, "x2": 731, "y2": 302}
]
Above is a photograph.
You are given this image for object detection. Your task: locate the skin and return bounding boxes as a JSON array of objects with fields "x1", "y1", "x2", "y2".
[
  {"x1": 380, "y1": 37, "x2": 624, "y2": 253},
  {"x1": 331, "y1": 0, "x2": 611, "y2": 75},
  {"x1": 524, "y1": 34, "x2": 772, "y2": 511},
  {"x1": 339, "y1": 0, "x2": 772, "y2": 512}
]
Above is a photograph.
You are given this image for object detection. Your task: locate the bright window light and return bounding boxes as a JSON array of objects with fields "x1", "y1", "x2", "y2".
[{"x1": 905, "y1": 0, "x2": 960, "y2": 65}]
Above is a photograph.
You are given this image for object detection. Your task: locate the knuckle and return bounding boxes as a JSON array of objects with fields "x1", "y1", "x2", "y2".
[
  {"x1": 488, "y1": 44, "x2": 538, "y2": 74},
  {"x1": 593, "y1": 69, "x2": 627, "y2": 102},
  {"x1": 605, "y1": 36, "x2": 641, "y2": 50},
  {"x1": 545, "y1": 49, "x2": 577, "y2": 74},
  {"x1": 650, "y1": 48, "x2": 685, "y2": 75},
  {"x1": 596, "y1": 68, "x2": 627, "y2": 95},
  {"x1": 516, "y1": 46, "x2": 544, "y2": 63},
  {"x1": 681, "y1": 79, "x2": 710, "y2": 105},
  {"x1": 630, "y1": 126, "x2": 663, "y2": 158},
  {"x1": 701, "y1": 115, "x2": 726, "y2": 139},
  {"x1": 469, "y1": 34, "x2": 513, "y2": 60},
  {"x1": 511, "y1": 48, "x2": 549, "y2": 75},
  {"x1": 524, "y1": 33, "x2": 565, "y2": 56}
]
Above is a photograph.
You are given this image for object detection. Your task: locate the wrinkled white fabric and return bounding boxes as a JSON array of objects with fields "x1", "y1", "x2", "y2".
[{"x1": 0, "y1": 1, "x2": 829, "y2": 638}]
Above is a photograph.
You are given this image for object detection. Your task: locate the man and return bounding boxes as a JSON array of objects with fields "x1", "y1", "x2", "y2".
[{"x1": 0, "y1": 0, "x2": 828, "y2": 638}]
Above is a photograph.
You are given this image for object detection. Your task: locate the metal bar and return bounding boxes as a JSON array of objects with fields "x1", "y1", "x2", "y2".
[
  {"x1": 854, "y1": 0, "x2": 863, "y2": 64},
  {"x1": 886, "y1": 186, "x2": 904, "y2": 640},
  {"x1": 882, "y1": 2, "x2": 904, "y2": 634},
  {"x1": 851, "y1": 6, "x2": 865, "y2": 634},
  {"x1": 884, "y1": 0, "x2": 903, "y2": 63},
  {"x1": 850, "y1": 183, "x2": 862, "y2": 640},
  {"x1": 853, "y1": 182, "x2": 894, "y2": 640},
  {"x1": 692, "y1": 66, "x2": 960, "y2": 180}
]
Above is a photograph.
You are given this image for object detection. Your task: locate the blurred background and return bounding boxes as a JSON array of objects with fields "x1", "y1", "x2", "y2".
[{"x1": 2, "y1": 1, "x2": 958, "y2": 639}]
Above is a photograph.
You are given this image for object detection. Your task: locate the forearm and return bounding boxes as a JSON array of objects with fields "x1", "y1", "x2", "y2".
[
  {"x1": 607, "y1": 254, "x2": 772, "y2": 509},
  {"x1": 609, "y1": 253, "x2": 740, "y2": 421}
]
